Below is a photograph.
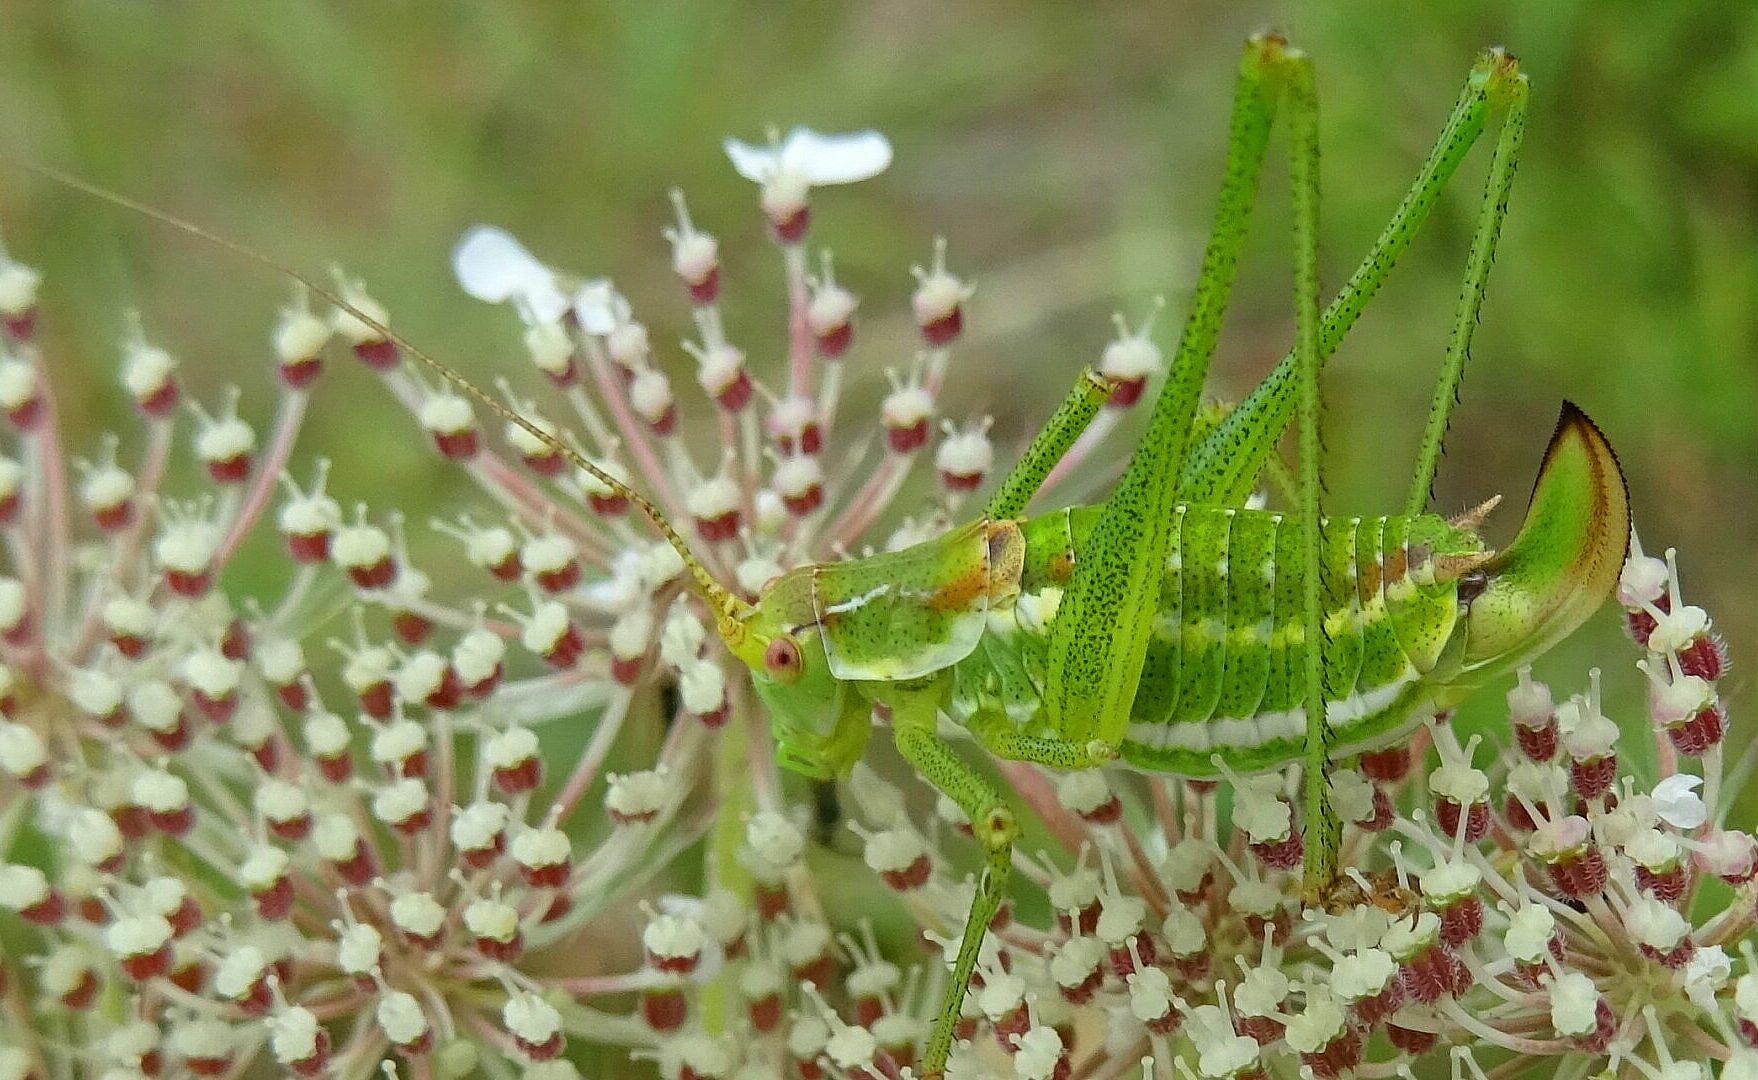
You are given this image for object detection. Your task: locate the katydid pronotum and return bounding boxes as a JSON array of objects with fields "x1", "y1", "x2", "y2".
[{"x1": 14, "y1": 36, "x2": 1631, "y2": 1077}]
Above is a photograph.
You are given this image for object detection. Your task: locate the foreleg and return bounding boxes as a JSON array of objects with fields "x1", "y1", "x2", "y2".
[{"x1": 885, "y1": 688, "x2": 1017, "y2": 1076}]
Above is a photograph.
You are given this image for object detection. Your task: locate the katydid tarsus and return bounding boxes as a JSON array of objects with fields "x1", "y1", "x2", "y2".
[{"x1": 12, "y1": 36, "x2": 1632, "y2": 1077}]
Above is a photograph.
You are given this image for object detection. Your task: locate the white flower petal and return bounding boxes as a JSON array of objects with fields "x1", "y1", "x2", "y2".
[
  {"x1": 572, "y1": 280, "x2": 628, "y2": 336},
  {"x1": 782, "y1": 128, "x2": 893, "y2": 185},
  {"x1": 723, "y1": 137, "x2": 783, "y2": 183},
  {"x1": 452, "y1": 226, "x2": 546, "y2": 302},
  {"x1": 451, "y1": 226, "x2": 571, "y2": 323},
  {"x1": 1652, "y1": 773, "x2": 1707, "y2": 829}
]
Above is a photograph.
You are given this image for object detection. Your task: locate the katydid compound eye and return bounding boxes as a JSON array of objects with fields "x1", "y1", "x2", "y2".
[{"x1": 763, "y1": 636, "x2": 803, "y2": 682}]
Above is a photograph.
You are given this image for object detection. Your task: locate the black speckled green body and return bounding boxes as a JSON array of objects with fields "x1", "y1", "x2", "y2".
[{"x1": 947, "y1": 504, "x2": 1484, "y2": 776}]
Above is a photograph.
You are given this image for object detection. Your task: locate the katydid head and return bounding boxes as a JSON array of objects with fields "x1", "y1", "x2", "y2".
[
  {"x1": 1454, "y1": 402, "x2": 1630, "y2": 679},
  {"x1": 734, "y1": 566, "x2": 872, "y2": 779}
]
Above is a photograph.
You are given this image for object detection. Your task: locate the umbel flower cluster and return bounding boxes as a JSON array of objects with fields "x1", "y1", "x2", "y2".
[{"x1": 0, "y1": 126, "x2": 1750, "y2": 1080}]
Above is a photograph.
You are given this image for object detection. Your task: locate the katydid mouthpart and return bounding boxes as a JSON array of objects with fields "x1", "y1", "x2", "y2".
[{"x1": 8, "y1": 35, "x2": 1629, "y2": 1078}]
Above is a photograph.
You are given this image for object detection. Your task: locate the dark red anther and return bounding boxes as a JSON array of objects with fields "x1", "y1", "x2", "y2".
[
  {"x1": 18, "y1": 889, "x2": 65, "y2": 926},
  {"x1": 886, "y1": 418, "x2": 929, "y2": 454},
  {"x1": 1678, "y1": 635, "x2": 1726, "y2": 681},
  {"x1": 1299, "y1": 1028, "x2": 1364, "y2": 1079},
  {"x1": 1516, "y1": 721, "x2": 1559, "y2": 761},
  {"x1": 534, "y1": 562, "x2": 581, "y2": 594},
  {"x1": 1437, "y1": 895, "x2": 1484, "y2": 946},
  {"x1": 332, "y1": 839, "x2": 377, "y2": 886},
  {"x1": 641, "y1": 987, "x2": 688, "y2": 1032},
  {"x1": 921, "y1": 307, "x2": 963, "y2": 347},
  {"x1": 648, "y1": 405, "x2": 678, "y2": 437},
  {"x1": 815, "y1": 321, "x2": 852, "y2": 359},
  {"x1": 1667, "y1": 705, "x2": 1725, "y2": 756},
  {"x1": 1351, "y1": 979, "x2": 1405, "y2": 1028},
  {"x1": 170, "y1": 959, "x2": 209, "y2": 996},
  {"x1": 353, "y1": 339, "x2": 399, "y2": 370},
  {"x1": 432, "y1": 429, "x2": 479, "y2": 461},
  {"x1": 1434, "y1": 797, "x2": 1490, "y2": 842},
  {"x1": 880, "y1": 854, "x2": 932, "y2": 892},
  {"x1": 206, "y1": 454, "x2": 252, "y2": 484},
  {"x1": 588, "y1": 493, "x2": 629, "y2": 517},
  {"x1": 1547, "y1": 848, "x2": 1608, "y2": 899},
  {"x1": 460, "y1": 832, "x2": 504, "y2": 870},
  {"x1": 493, "y1": 758, "x2": 543, "y2": 797},
  {"x1": 94, "y1": 502, "x2": 133, "y2": 532},
  {"x1": 150, "y1": 805, "x2": 195, "y2": 837},
  {"x1": 1107, "y1": 932, "x2": 1157, "y2": 977},
  {"x1": 687, "y1": 268, "x2": 720, "y2": 306},
  {"x1": 754, "y1": 883, "x2": 790, "y2": 921},
  {"x1": 1573, "y1": 999, "x2": 1615, "y2": 1053},
  {"x1": 1105, "y1": 376, "x2": 1146, "y2": 408},
  {"x1": 5, "y1": 397, "x2": 42, "y2": 432},
  {"x1": 252, "y1": 877, "x2": 295, "y2": 921},
  {"x1": 769, "y1": 207, "x2": 810, "y2": 245},
  {"x1": 346, "y1": 557, "x2": 396, "y2": 591},
  {"x1": 1570, "y1": 755, "x2": 1617, "y2": 800},
  {"x1": 694, "y1": 507, "x2": 740, "y2": 543},
  {"x1": 317, "y1": 751, "x2": 351, "y2": 784},
  {"x1": 279, "y1": 356, "x2": 323, "y2": 389},
  {"x1": 475, "y1": 932, "x2": 523, "y2": 963},
  {"x1": 1387, "y1": 1023, "x2": 1437, "y2": 1054},
  {"x1": 1635, "y1": 863, "x2": 1687, "y2": 903},
  {"x1": 286, "y1": 531, "x2": 331, "y2": 564},
  {"x1": 164, "y1": 568, "x2": 211, "y2": 598},
  {"x1": 488, "y1": 552, "x2": 523, "y2": 581},
  {"x1": 1236, "y1": 1015, "x2": 1283, "y2": 1046},
  {"x1": 522, "y1": 447, "x2": 567, "y2": 476},
  {"x1": 783, "y1": 485, "x2": 825, "y2": 517},
  {"x1": 1250, "y1": 831, "x2": 1304, "y2": 870},
  {"x1": 1359, "y1": 746, "x2": 1410, "y2": 782},
  {"x1": 749, "y1": 991, "x2": 783, "y2": 1032},
  {"x1": 1399, "y1": 944, "x2": 1458, "y2": 1004},
  {"x1": 716, "y1": 370, "x2": 753, "y2": 412}
]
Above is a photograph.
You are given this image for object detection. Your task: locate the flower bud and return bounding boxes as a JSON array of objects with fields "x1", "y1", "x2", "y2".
[
  {"x1": 766, "y1": 394, "x2": 822, "y2": 456},
  {"x1": 78, "y1": 447, "x2": 135, "y2": 531},
  {"x1": 154, "y1": 518, "x2": 218, "y2": 597},
  {"x1": 629, "y1": 367, "x2": 677, "y2": 436},
  {"x1": 505, "y1": 411, "x2": 567, "y2": 476},
  {"x1": 808, "y1": 256, "x2": 857, "y2": 358},
  {"x1": 122, "y1": 334, "x2": 179, "y2": 417},
  {"x1": 451, "y1": 801, "x2": 510, "y2": 869},
  {"x1": 277, "y1": 461, "x2": 341, "y2": 563},
  {"x1": 666, "y1": 192, "x2": 722, "y2": 303},
  {"x1": 503, "y1": 993, "x2": 564, "y2": 1061},
  {"x1": 331, "y1": 275, "x2": 397, "y2": 369},
  {"x1": 523, "y1": 531, "x2": 580, "y2": 593},
  {"x1": 936, "y1": 417, "x2": 994, "y2": 491},
  {"x1": 334, "y1": 510, "x2": 396, "y2": 590},
  {"x1": 273, "y1": 290, "x2": 330, "y2": 387},
  {"x1": 372, "y1": 777, "x2": 433, "y2": 835},
  {"x1": 455, "y1": 891, "x2": 520, "y2": 962},
  {"x1": 606, "y1": 765, "x2": 670, "y2": 826},
  {"x1": 267, "y1": 1006, "x2": 331, "y2": 1076},
  {"x1": 0, "y1": 253, "x2": 42, "y2": 339},
  {"x1": 691, "y1": 340, "x2": 752, "y2": 412},
  {"x1": 486, "y1": 726, "x2": 542, "y2": 795},
  {"x1": 191, "y1": 390, "x2": 256, "y2": 483},
  {"x1": 512, "y1": 825, "x2": 571, "y2": 889},
  {"x1": 239, "y1": 845, "x2": 294, "y2": 920},
  {"x1": 911, "y1": 238, "x2": 972, "y2": 346},
  {"x1": 0, "y1": 359, "x2": 40, "y2": 430},
  {"x1": 419, "y1": 391, "x2": 478, "y2": 460}
]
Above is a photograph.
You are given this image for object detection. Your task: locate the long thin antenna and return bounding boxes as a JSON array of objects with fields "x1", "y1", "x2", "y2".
[{"x1": 6, "y1": 158, "x2": 750, "y2": 631}]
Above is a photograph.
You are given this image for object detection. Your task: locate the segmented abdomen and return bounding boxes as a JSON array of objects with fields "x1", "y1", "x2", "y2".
[{"x1": 976, "y1": 505, "x2": 1463, "y2": 776}]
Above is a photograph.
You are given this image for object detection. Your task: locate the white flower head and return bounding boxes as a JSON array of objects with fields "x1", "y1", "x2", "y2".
[{"x1": 723, "y1": 127, "x2": 892, "y2": 189}]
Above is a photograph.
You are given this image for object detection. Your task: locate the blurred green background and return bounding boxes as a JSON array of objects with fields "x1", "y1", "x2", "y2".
[{"x1": 2, "y1": 4, "x2": 1754, "y2": 793}]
